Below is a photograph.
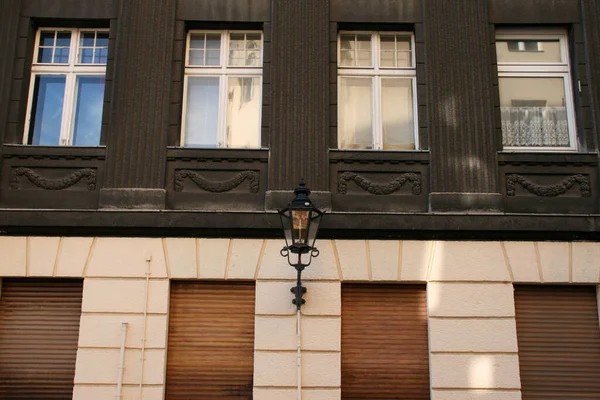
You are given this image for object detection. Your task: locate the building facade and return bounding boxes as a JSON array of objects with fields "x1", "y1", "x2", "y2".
[{"x1": 0, "y1": 0, "x2": 599, "y2": 399}]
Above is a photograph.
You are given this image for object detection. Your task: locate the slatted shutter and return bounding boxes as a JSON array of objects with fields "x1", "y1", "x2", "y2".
[
  {"x1": 342, "y1": 284, "x2": 430, "y2": 399},
  {"x1": 0, "y1": 278, "x2": 83, "y2": 399},
  {"x1": 514, "y1": 285, "x2": 600, "y2": 399},
  {"x1": 165, "y1": 281, "x2": 255, "y2": 399}
]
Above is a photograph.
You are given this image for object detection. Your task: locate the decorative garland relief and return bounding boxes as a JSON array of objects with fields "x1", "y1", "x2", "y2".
[
  {"x1": 174, "y1": 170, "x2": 259, "y2": 193},
  {"x1": 338, "y1": 172, "x2": 421, "y2": 195}
]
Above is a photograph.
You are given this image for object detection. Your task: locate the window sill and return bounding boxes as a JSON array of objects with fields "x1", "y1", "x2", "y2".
[{"x1": 2, "y1": 144, "x2": 107, "y2": 159}]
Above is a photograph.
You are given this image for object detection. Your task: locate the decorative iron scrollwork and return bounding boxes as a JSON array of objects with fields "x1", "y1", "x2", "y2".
[
  {"x1": 11, "y1": 167, "x2": 96, "y2": 190},
  {"x1": 338, "y1": 172, "x2": 421, "y2": 195},
  {"x1": 506, "y1": 174, "x2": 591, "y2": 197},
  {"x1": 174, "y1": 170, "x2": 259, "y2": 193}
]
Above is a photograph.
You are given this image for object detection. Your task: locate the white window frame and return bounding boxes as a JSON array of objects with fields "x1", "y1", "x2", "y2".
[
  {"x1": 23, "y1": 28, "x2": 108, "y2": 146},
  {"x1": 337, "y1": 31, "x2": 419, "y2": 151},
  {"x1": 181, "y1": 30, "x2": 263, "y2": 148},
  {"x1": 496, "y1": 29, "x2": 577, "y2": 152}
]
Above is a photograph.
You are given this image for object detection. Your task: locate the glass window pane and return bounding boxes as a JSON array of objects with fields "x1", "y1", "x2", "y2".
[
  {"x1": 95, "y1": 48, "x2": 108, "y2": 64},
  {"x1": 229, "y1": 33, "x2": 245, "y2": 66},
  {"x1": 339, "y1": 50, "x2": 354, "y2": 67},
  {"x1": 499, "y1": 77, "x2": 570, "y2": 147},
  {"x1": 340, "y1": 35, "x2": 355, "y2": 50},
  {"x1": 496, "y1": 39, "x2": 562, "y2": 63},
  {"x1": 396, "y1": 37, "x2": 411, "y2": 51},
  {"x1": 184, "y1": 77, "x2": 220, "y2": 147},
  {"x1": 205, "y1": 34, "x2": 221, "y2": 49},
  {"x1": 356, "y1": 50, "x2": 372, "y2": 67},
  {"x1": 189, "y1": 50, "x2": 204, "y2": 65},
  {"x1": 397, "y1": 51, "x2": 411, "y2": 67},
  {"x1": 29, "y1": 75, "x2": 66, "y2": 145},
  {"x1": 380, "y1": 35, "x2": 395, "y2": 51},
  {"x1": 206, "y1": 50, "x2": 220, "y2": 66},
  {"x1": 381, "y1": 78, "x2": 415, "y2": 150},
  {"x1": 380, "y1": 51, "x2": 395, "y2": 67},
  {"x1": 226, "y1": 77, "x2": 261, "y2": 148},
  {"x1": 80, "y1": 32, "x2": 95, "y2": 47},
  {"x1": 54, "y1": 47, "x2": 70, "y2": 63},
  {"x1": 189, "y1": 33, "x2": 205, "y2": 49},
  {"x1": 72, "y1": 76, "x2": 105, "y2": 146},
  {"x1": 80, "y1": 48, "x2": 94, "y2": 64},
  {"x1": 356, "y1": 35, "x2": 371, "y2": 50},
  {"x1": 246, "y1": 50, "x2": 261, "y2": 66},
  {"x1": 338, "y1": 77, "x2": 373, "y2": 149},
  {"x1": 96, "y1": 33, "x2": 109, "y2": 47},
  {"x1": 56, "y1": 32, "x2": 71, "y2": 47},
  {"x1": 38, "y1": 48, "x2": 53, "y2": 63},
  {"x1": 40, "y1": 31, "x2": 56, "y2": 46},
  {"x1": 246, "y1": 34, "x2": 261, "y2": 50}
]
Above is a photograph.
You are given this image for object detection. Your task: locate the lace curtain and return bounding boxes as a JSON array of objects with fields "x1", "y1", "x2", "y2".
[{"x1": 501, "y1": 106, "x2": 569, "y2": 147}]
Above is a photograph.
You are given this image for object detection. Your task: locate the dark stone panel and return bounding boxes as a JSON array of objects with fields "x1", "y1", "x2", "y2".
[
  {"x1": 99, "y1": 188, "x2": 166, "y2": 209},
  {"x1": 165, "y1": 148, "x2": 268, "y2": 211},
  {"x1": 424, "y1": 0, "x2": 499, "y2": 195},
  {"x1": 0, "y1": 145, "x2": 106, "y2": 209},
  {"x1": 21, "y1": 0, "x2": 118, "y2": 18},
  {"x1": 331, "y1": 0, "x2": 421, "y2": 22},
  {"x1": 176, "y1": 0, "x2": 270, "y2": 21},
  {"x1": 0, "y1": 1, "x2": 22, "y2": 146},
  {"x1": 429, "y1": 193, "x2": 504, "y2": 212},
  {"x1": 269, "y1": 0, "x2": 329, "y2": 190},
  {"x1": 329, "y1": 150, "x2": 429, "y2": 212},
  {"x1": 104, "y1": 0, "x2": 176, "y2": 189},
  {"x1": 489, "y1": 0, "x2": 580, "y2": 23},
  {"x1": 498, "y1": 152, "x2": 598, "y2": 214},
  {"x1": 581, "y1": 0, "x2": 600, "y2": 152}
]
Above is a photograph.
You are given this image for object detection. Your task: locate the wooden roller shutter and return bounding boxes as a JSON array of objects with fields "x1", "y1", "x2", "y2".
[
  {"x1": 342, "y1": 284, "x2": 430, "y2": 399},
  {"x1": 165, "y1": 281, "x2": 255, "y2": 399},
  {"x1": 514, "y1": 285, "x2": 600, "y2": 399},
  {"x1": 0, "y1": 278, "x2": 83, "y2": 399}
]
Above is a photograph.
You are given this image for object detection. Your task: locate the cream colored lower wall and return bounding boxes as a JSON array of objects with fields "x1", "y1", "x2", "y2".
[{"x1": 0, "y1": 237, "x2": 599, "y2": 400}]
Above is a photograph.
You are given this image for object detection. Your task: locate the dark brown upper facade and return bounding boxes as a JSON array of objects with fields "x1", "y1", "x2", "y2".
[{"x1": 1, "y1": 0, "x2": 600, "y2": 239}]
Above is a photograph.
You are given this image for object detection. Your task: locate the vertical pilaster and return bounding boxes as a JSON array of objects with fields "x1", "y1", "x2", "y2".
[
  {"x1": 101, "y1": 0, "x2": 176, "y2": 208},
  {"x1": 424, "y1": 0, "x2": 502, "y2": 211},
  {"x1": 580, "y1": 0, "x2": 600, "y2": 150},
  {"x1": 0, "y1": 0, "x2": 21, "y2": 144},
  {"x1": 268, "y1": 0, "x2": 329, "y2": 192}
]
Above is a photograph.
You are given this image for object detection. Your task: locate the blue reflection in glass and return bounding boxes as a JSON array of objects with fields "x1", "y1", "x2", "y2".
[
  {"x1": 185, "y1": 77, "x2": 219, "y2": 147},
  {"x1": 30, "y1": 75, "x2": 66, "y2": 145},
  {"x1": 72, "y1": 76, "x2": 105, "y2": 146}
]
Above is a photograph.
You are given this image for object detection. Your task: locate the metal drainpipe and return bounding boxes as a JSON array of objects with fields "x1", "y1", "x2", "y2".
[
  {"x1": 115, "y1": 322, "x2": 128, "y2": 400},
  {"x1": 139, "y1": 256, "x2": 151, "y2": 399}
]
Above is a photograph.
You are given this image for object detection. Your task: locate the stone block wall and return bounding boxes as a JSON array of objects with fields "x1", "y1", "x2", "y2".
[{"x1": 0, "y1": 237, "x2": 599, "y2": 399}]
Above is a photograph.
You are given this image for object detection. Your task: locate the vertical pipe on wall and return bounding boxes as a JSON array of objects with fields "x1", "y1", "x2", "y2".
[
  {"x1": 297, "y1": 309, "x2": 302, "y2": 400},
  {"x1": 115, "y1": 322, "x2": 128, "y2": 400},
  {"x1": 139, "y1": 256, "x2": 151, "y2": 399}
]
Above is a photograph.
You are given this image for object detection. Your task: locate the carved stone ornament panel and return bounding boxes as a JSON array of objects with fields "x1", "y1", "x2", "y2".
[
  {"x1": 506, "y1": 174, "x2": 591, "y2": 198},
  {"x1": 174, "y1": 170, "x2": 260, "y2": 193},
  {"x1": 338, "y1": 172, "x2": 422, "y2": 195},
  {"x1": 10, "y1": 167, "x2": 97, "y2": 191}
]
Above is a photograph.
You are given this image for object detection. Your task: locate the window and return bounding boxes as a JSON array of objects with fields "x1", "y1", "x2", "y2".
[
  {"x1": 182, "y1": 30, "x2": 263, "y2": 148},
  {"x1": 24, "y1": 28, "x2": 108, "y2": 146},
  {"x1": 496, "y1": 30, "x2": 577, "y2": 150},
  {"x1": 337, "y1": 32, "x2": 418, "y2": 150}
]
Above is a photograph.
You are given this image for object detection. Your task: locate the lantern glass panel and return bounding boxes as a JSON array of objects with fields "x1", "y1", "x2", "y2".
[
  {"x1": 291, "y1": 209, "x2": 310, "y2": 245},
  {"x1": 307, "y1": 211, "x2": 323, "y2": 248},
  {"x1": 279, "y1": 208, "x2": 293, "y2": 247}
]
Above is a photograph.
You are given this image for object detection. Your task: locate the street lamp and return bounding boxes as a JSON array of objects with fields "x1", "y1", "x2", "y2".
[{"x1": 279, "y1": 180, "x2": 324, "y2": 309}]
